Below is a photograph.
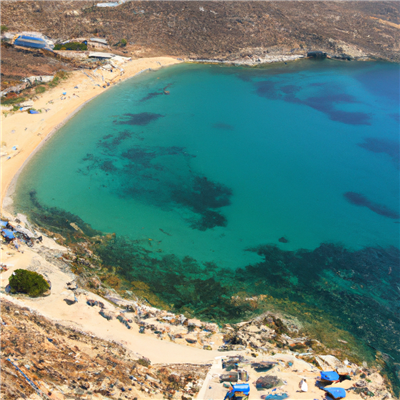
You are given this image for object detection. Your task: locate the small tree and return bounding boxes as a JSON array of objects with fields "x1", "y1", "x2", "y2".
[
  {"x1": 1, "y1": 25, "x2": 8, "y2": 34},
  {"x1": 9, "y1": 269, "x2": 50, "y2": 297},
  {"x1": 120, "y1": 38, "x2": 127, "y2": 47}
]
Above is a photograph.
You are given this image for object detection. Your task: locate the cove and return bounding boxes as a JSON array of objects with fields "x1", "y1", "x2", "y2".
[{"x1": 12, "y1": 60, "x2": 400, "y2": 373}]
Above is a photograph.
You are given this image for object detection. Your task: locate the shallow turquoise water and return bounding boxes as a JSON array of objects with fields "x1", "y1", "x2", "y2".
[
  {"x1": 13, "y1": 60, "x2": 400, "y2": 367},
  {"x1": 15, "y1": 61, "x2": 399, "y2": 264}
]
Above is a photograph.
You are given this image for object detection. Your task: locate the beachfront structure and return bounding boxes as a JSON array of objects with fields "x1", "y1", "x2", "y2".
[
  {"x1": 23, "y1": 76, "x2": 54, "y2": 85},
  {"x1": 13, "y1": 35, "x2": 48, "y2": 49},
  {"x1": 89, "y1": 38, "x2": 108, "y2": 45},
  {"x1": 88, "y1": 52, "x2": 115, "y2": 59},
  {"x1": 96, "y1": 0, "x2": 127, "y2": 7}
]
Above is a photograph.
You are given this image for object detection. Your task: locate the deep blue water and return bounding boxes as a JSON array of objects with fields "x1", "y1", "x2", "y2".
[{"x1": 13, "y1": 60, "x2": 400, "y2": 369}]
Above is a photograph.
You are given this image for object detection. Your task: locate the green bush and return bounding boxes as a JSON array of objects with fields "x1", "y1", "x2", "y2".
[
  {"x1": 1, "y1": 25, "x2": 8, "y2": 34},
  {"x1": 1, "y1": 96, "x2": 26, "y2": 106},
  {"x1": 49, "y1": 71, "x2": 69, "y2": 88},
  {"x1": 54, "y1": 42, "x2": 87, "y2": 51},
  {"x1": 120, "y1": 38, "x2": 127, "y2": 47},
  {"x1": 136, "y1": 357, "x2": 151, "y2": 367},
  {"x1": 9, "y1": 269, "x2": 50, "y2": 297},
  {"x1": 35, "y1": 86, "x2": 46, "y2": 94}
]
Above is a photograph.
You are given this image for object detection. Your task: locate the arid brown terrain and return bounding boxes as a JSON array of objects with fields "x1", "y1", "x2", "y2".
[
  {"x1": 1, "y1": 1, "x2": 399, "y2": 59},
  {"x1": 1, "y1": 299, "x2": 209, "y2": 399},
  {"x1": 1, "y1": 1, "x2": 399, "y2": 85}
]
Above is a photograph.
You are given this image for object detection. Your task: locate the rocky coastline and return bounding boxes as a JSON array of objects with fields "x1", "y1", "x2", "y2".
[{"x1": 0, "y1": 211, "x2": 397, "y2": 399}]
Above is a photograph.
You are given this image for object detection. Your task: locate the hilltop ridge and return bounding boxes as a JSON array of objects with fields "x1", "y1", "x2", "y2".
[{"x1": 1, "y1": 1, "x2": 399, "y2": 62}]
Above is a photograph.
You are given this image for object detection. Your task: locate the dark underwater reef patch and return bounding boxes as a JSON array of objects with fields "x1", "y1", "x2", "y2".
[
  {"x1": 236, "y1": 243, "x2": 400, "y2": 374},
  {"x1": 79, "y1": 144, "x2": 231, "y2": 231},
  {"x1": 358, "y1": 137, "x2": 399, "y2": 168},
  {"x1": 280, "y1": 84, "x2": 298, "y2": 94},
  {"x1": 95, "y1": 233, "x2": 400, "y2": 372},
  {"x1": 26, "y1": 190, "x2": 101, "y2": 240},
  {"x1": 213, "y1": 122, "x2": 234, "y2": 131},
  {"x1": 356, "y1": 67, "x2": 400, "y2": 102},
  {"x1": 96, "y1": 236, "x2": 250, "y2": 321},
  {"x1": 255, "y1": 81, "x2": 280, "y2": 99},
  {"x1": 113, "y1": 112, "x2": 164, "y2": 126},
  {"x1": 171, "y1": 176, "x2": 231, "y2": 230},
  {"x1": 390, "y1": 113, "x2": 399, "y2": 123},
  {"x1": 18, "y1": 190, "x2": 400, "y2": 391},
  {"x1": 140, "y1": 92, "x2": 164, "y2": 102},
  {"x1": 97, "y1": 130, "x2": 144, "y2": 154},
  {"x1": 344, "y1": 191, "x2": 400, "y2": 220},
  {"x1": 299, "y1": 95, "x2": 371, "y2": 126},
  {"x1": 255, "y1": 80, "x2": 371, "y2": 125},
  {"x1": 100, "y1": 160, "x2": 118, "y2": 173}
]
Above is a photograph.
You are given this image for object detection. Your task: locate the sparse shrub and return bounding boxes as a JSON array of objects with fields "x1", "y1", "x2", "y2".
[
  {"x1": 1, "y1": 96, "x2": 26, "y2": 106},
  {"x1": 54, "y1": 42, "x2": 87, "y2": 51},
  {"x1": 136, "y1": 357, "x2": 151, "y2": 367},
  {"x1": 9, "y1": 269, "x2": 50, "y2": 297},
  {"x1": 55, "y1": 70, "x2": 70, "y2": 80},
  {"x1": 120, "y1": 38, "x2": 127, "y2": 47},
  {"x1": 35, "y1": 86, "x2": 46, "y2": 94},
  {"x1": 48, "y1": 71, "x2": 69, "y2": 88},
  {"x1": 1, "y1": 25, "x2": 8, "y2": 33}
]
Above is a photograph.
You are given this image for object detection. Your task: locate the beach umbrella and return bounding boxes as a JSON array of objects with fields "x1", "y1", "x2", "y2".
[
  {"x1": 323, "y1": 387, "x2": 346, "y2": 399},
  {"x1": 2, "y1": 229, "x2": 15, "y2": 240},
  {"x1": 320, "y1": 371, "x2": 340, "y2": 382}
]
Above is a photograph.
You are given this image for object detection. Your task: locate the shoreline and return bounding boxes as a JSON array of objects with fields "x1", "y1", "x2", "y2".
[
  {"x1": 2, "y1": 54, "x2": 394, "y2": 213},
  {"x1": 3, "y1": 97, "x2": 94, "y2": 211},
  {"x1": 0, "y1": 56, "x2": 397, "y2": 398},
  {"x1": 1, "y1": 56, "x2": 182, "y2": 213}
]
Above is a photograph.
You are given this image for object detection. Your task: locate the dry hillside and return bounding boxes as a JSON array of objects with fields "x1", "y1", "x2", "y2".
[{"x1": 1, "y1": 1, "x2": 399, "y2": 61}]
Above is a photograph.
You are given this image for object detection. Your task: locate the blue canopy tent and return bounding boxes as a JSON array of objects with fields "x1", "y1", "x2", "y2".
[
  {"x1": 2, "y1": 229, "x2": 15, "y2": 240},
  {"x1": 14, "y1": 35, "x2": 47, "y2": 49},
  {"x1": 323, "y1": 387, "x2": 347, "y2": 399},
  {"x1": 0, "y1": 220, "x2": 8, "y2": 227},
  {"x1": 320, "y1": 371, "x2": 340, "y2": 382}
]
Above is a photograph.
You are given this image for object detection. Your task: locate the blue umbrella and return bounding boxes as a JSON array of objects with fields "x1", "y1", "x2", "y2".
[
  {"x1": 320, "y1": 371, "x2": 340, "y2": 382},
  {"x1": 323, "y1": 387, "x2": 346, "y2": 399},
  {"x1": 2, "y1": 229, "x2": 15, "y2": 240}
]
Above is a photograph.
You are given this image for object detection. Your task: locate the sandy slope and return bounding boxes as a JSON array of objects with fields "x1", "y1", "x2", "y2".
[{"x1": 0, "y1": 236, "x2": 240, "y2": 366}]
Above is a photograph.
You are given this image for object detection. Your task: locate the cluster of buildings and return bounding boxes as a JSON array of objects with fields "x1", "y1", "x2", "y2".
[
  {"x1": 96, "y1": 0, "x2": 128, "y2": 7},
  {"x1": 4, "y1": 31, "x2": 110, "y2": 52}
]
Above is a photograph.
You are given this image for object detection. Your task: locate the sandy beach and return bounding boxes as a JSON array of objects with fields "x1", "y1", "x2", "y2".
[
  {"x1": 0, "y1": 54, "x2": 238, "y2": 366},
  {"x1": 1, "y1": 56, "x2": 181, "y2": 211}
]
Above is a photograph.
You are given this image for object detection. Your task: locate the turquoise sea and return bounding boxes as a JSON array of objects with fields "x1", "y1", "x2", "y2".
[{"x1": 13, "y1": 60, "x2": 400, "y2": 375}]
